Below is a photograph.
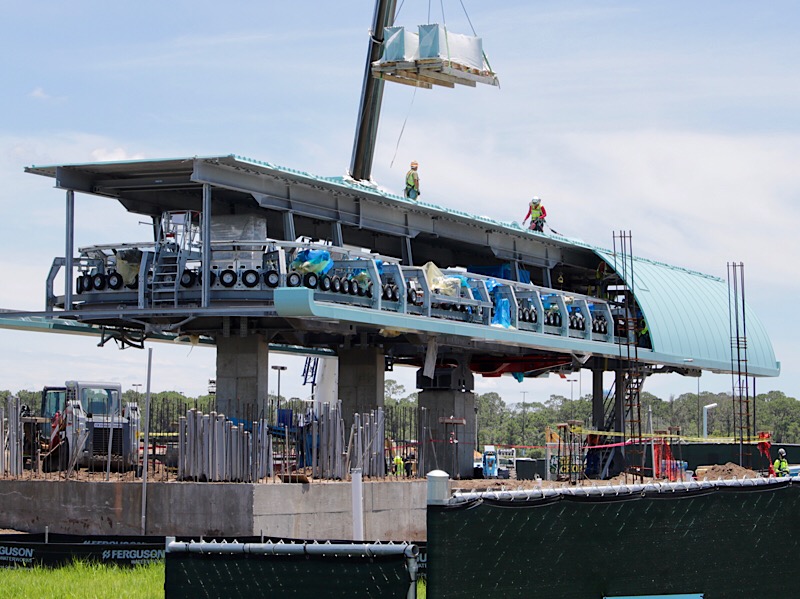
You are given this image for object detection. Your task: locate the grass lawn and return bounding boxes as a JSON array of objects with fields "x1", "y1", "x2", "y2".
[{"x1": 0, "y1": 561, "x2": 164, "y2": 599}]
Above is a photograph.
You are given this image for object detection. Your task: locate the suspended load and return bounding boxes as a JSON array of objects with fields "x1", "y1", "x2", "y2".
[{"x1": 372, "y1": 24, "x2": 499, "y2": 89}]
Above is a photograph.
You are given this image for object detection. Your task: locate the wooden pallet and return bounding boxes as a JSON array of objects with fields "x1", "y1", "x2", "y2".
[{"x1": 372, "y1": 59, "x2": 499, "y2": 89}]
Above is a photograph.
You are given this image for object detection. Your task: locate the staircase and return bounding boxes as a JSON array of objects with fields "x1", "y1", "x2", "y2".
[{"x1": 150, "y1": 251, "x2": 180, "y2": 308}]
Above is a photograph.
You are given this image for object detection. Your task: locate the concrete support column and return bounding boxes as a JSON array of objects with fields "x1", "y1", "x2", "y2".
[
  {"x1": 337, "y1": 347, "x2": 384, "y2": 430},
  {"x1": 215, "y1": 332, "x2": 269, "y2": 419},
  {"x1": 417, "y1": 389, "x2": 476, "y2": 480}
]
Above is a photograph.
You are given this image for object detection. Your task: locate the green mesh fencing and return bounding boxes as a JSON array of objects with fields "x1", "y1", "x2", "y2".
[
  {"x1": 427, "y1": 481, "x2": 800, "y2": 599},
  {"x1": 165, "y1": 551, "x2": 412, "y2": 598}
]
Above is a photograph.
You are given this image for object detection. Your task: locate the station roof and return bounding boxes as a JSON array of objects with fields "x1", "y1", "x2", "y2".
[{"x1": 25, "y1": 155, "x2": 780, "y2": 377}]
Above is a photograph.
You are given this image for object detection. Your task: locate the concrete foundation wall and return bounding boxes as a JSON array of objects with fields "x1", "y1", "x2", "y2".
[{"x1": 0, "y1": 479, "x2": 427, "y2": 541}]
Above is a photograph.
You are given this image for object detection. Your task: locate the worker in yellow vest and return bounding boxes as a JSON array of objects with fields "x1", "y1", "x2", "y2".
[
  {"x1": 405, "y1": 161, "x2": 420, "y2": 200},
  {"x1": 393, "y1": 453, "x2": 404, "y2": 477},
  {"x1": 774, "y1": 448, "x2": 790, "y2": 477},
  {"x1": 523, "y1": 197, "x2": 547, "y2": 232}
]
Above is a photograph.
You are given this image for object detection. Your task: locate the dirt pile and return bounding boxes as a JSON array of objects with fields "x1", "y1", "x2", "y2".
[{"x1": 695, "y1": 462, "x2": 759, "y2": 480}]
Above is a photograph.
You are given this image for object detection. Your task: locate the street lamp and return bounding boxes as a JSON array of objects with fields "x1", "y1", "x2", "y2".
[
  {"x1": 132, "y1": 383, "x2": 142, "y2": 401},
  {"x1": 521, "y1": 391, "x2": 527, "y2": 457},
  {"x1": 272, "y1": 365, "x2": 287, "y2": 412},
  {"x1": 567, "y1": 378, "x2": 577, "y2": 420},
  {"x1": 703, "y1": 403, "x2": 718, "y2": 438}
]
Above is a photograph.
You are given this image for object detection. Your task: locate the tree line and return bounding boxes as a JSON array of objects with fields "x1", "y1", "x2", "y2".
[
  {"x1": 4, "y1": 383, "x2": 797, "y2": 454},
  {"x1": 382, "y1": 380, "x2": 800, "y2": 457}
]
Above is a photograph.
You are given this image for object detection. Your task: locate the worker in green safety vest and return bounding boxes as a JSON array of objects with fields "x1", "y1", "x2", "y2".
[
  {"x1": 523, "y1": 197, "x2": 547, "y2": 232},
  {"x1": 405, "y1": 161, "x2": 420, "y2": 200},
  {"x1": 393, "y1": 453, "x2": 404, "y2": 477},
  {"x1": 774, "y1": 448, "x2": 790, "y2": 477}
]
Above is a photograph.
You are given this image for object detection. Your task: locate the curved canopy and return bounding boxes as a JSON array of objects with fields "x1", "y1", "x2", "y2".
[{"x1": 593, "y1": 249, "x2": 779, "y2": 377}]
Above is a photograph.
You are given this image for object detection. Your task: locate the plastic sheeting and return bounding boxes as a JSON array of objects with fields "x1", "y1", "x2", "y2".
[
  {"x1": 381, "y1": 26, "x2": 419, "y2": 62},
  {"x1": 378, "y1": 24, "x2": 489, "y2": 74},
  {"x1": 418, "y1": 24, "x2": 485, "y2": 72},
  {"x1": 290, "y1": 249, "x2": 333, "y2": 275},
  {"x1": 422, "y1": 262, "x2": 460, "y2": 296}
]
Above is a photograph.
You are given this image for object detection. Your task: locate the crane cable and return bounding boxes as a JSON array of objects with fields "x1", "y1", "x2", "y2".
[{"x1": 389, "y1": 87, "x2": 417, "y2": 168}]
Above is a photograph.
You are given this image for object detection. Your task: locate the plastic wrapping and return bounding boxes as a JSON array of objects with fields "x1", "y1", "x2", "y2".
[
  {"x1": 492, "y1": 297, "x2": 511, "y2": 328},
  {"x1": 380, "y1": 26, "x2": 419, "y2": 62},
  {"x1": 290, "y1": 249, "x2": 333, "y2": 275},
  {"x1": 422, "y1": 262, "x2": 460, "y2": 296},
  {"x1": 418, "y1": 24, "x2": 486, "y2": 72},
  {"x1": 211, "y1": 215, "x2": 267, "y2": 263},
  {"x1": 113, "y1": 248, "x2": 142, "y2": 285}
]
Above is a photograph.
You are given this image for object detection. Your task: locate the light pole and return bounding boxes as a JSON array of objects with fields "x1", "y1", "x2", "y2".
[
  {"x1": 703, "y1": 403, "x2": 718, "y2": 438},
  {"x1": 567, "y1": 378, "x2": 577, "y2": 420},
  {"x1": 132, "y1": 383, "x2": 142, "y2": 401},
  {"x1": 521, "y1": 391, "x2": 527, "y2": 457},
  {"x1": 272, "y1": 365, "x2": 287, "y2": 413}
]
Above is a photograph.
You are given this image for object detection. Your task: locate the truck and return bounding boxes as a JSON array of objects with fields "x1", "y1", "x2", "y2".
[{"x1": 40, "y1": 381, "x2": 140, "y2": 472}]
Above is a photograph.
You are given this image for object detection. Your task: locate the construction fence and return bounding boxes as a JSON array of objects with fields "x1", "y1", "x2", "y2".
[{"x1": 0, "y1": 396, "x2": 420, "y2": 483}]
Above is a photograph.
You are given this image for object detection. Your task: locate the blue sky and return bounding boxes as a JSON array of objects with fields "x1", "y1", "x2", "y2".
[{"x1": 0, "y1": 1, "x2": 797, "y2": 404}]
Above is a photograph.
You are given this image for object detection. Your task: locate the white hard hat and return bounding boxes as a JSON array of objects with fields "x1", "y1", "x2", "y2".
[
  {"x1": 779, "y1": 448, "x2": 786, "y2": 457},
  {"x1": 532, "y1": 196, "x2": 541, "y2": 204}
]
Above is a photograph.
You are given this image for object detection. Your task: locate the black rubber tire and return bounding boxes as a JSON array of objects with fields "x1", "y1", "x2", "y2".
[
  {"x1": 180, "y1": 270, "x2": 197, "y2": 288},
  {"x1": 242, "y1": 269, "x2": 260, "y2": 288},
  {"x1": 287, "y1": 272, "x2": 302, "y2": 287},
  {"x1": 319, "y1": 275, "x2": 331, "y2": 291},
  {"x1": 366, "y1": 282, "x2": 373, "y2": 298},
  {"x1": 76, "y1": 276, "x2": 84, "y2": 294},
  {"x1": 125, "y1": 274, "x2": 139, "y2": 290},
  {"x1": 107, "y1": 271, "x2": 124, "y2": 290},
  {"x1": 199, "y1": 271, "x2": 216, "y2": 287},
  {"x1": 331, "y1": 276, "x2": 342, "y2": 293},
  {"x1": 92, "y1": 273, "x2": 106, "y2": 291},
  {"x1": 350, "y1": 280, "x2": 361, "y2": 295},
  {"x1": 531, "y1": 308, "x2": 537, "y2": 323},
  {"x1": 382, "y1": 284, "x2": 390, "y2": 300},
  {"x1": 389, "y1": 285, "x2": 399, "y2": 302},
  {"x1": 303, "y1": 272, "x2": 319, "y2": 289},
  {"x1": 81, "y1": 273, "x2": 94, "y2": 292},
  {"x1": 408, "y1": 288, "x2": 418, "y2": 304},
  {"x1": 264, "y1": 270, "x2": 280, "y2": 288},
  {"x1": 220, "y1": 269, "x2": 238, "y2": 288},
  {"x1": 340, "y1": 278, "x2": 352, "y2": 294}
]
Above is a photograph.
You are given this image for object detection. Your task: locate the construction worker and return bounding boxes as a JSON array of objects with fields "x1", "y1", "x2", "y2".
[
  {"x1": 522, "y1": 197, "x2": 547, "y2": 232},
  {"x1": 393, "y1": 453, "x2": 404, "y2": 477},
  {"x1": 774, "y1": 448, "x2": 790, "y2": 477},
  {"x1": 405, "y1": 161, "x2": 420, "y2": 200}
]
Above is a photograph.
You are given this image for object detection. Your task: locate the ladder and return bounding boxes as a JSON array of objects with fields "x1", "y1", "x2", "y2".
[
  {"x1": 150, "y1": 251, "x2": 180, "y2": 308},
  {"x1": 148, "y1": 211, "x2": 201, "y2": 309}
]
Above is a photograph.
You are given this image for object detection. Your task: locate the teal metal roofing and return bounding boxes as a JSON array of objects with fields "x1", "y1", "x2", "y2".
[{"x1": 592, "y1": 249, "x2": 779, "y2": 377}]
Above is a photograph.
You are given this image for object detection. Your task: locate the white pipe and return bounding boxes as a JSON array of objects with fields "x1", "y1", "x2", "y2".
[
  {"x1": 351, "y1": 467, "x2": 364, "y2": 541},
  {"x1": 140, "y1": 348, "x2": 153, "y2": 536},
  {"x1": 703, "y1": 403, "x2": 718, "y2": 439}
]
